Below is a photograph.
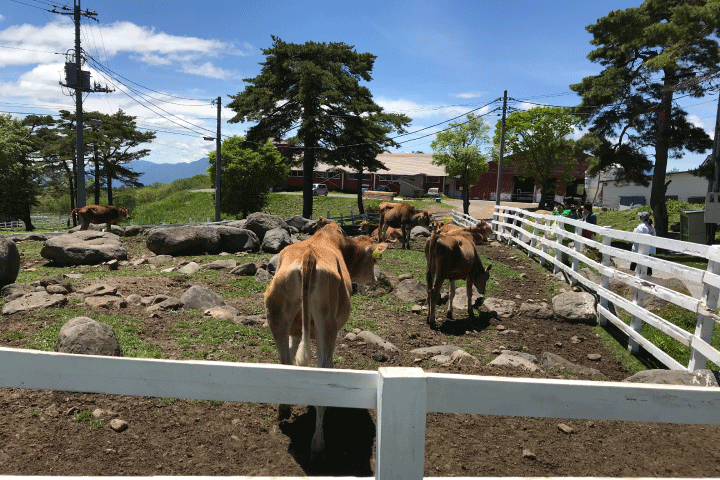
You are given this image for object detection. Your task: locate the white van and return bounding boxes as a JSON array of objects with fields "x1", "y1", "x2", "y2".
[
  {"x1": 312, "y1": 183, "x2": 329, "y2": 196},
  {"x1": 427, "y1": 187, "x2": 440, "y2": 196}
]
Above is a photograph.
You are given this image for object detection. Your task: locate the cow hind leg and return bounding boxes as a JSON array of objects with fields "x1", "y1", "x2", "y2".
[
  {"x1": 466, "y1": 280, "x2": 475, "y2": 321},
  {"x1": 447, "y1": 280, "x2": 456, "y2": 319}
]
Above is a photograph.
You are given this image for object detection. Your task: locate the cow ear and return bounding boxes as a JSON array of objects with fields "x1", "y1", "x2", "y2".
[{"x1": 485, "y1": 264, "x2": 492, "y2": 273}]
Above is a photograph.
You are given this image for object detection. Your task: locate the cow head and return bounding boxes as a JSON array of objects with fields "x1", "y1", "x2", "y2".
[
  {"x1": 345, "y1": 236, "x2": 388, "y2": 285},
  {"x1": 415, "y1": 210, "x2": 431, "y2": 228},
  {"x1": 118, "y1": 207, "x2": 130, "y2": 219},
  {"x1": 472, "y1": 263, "x2": 492, "y2": 298}
]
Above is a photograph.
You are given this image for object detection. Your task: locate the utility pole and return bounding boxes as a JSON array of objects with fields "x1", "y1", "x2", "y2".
[
  {"x1": 214, "y1": 96, "x2": 222, "y2": 223},
  {"x1": 495, "y1": 90, "x2": 508, "y2": 208},
  {"x1": 55, "y1": 1, "x2": 112, "y2": 215}
]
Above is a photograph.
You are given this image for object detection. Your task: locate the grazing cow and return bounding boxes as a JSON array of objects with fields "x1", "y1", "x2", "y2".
[
  {"x1": 264, "y1": 221, "x2": 388, "y2": 457},
  {"x1": 69, "y1": 205, "x2": 129, "y2": 232},
  {"x1": 433, "y1": 220, "x2": 494, "y2": 244},
  {"x1": 425, "y1": 231, "x2": 492, "y2": 329},
  {"x1": 378, "y1": 202, "x2": 432, "y2": 249},
  {"x1": 360, "y1": 220, "x2": 402, "y2": 243}
]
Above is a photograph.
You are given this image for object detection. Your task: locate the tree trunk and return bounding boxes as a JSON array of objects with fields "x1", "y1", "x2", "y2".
[
  {"x1": 462, "y1": 179, "x2": 470, "y2": 215},
  {"x1": 650, "y1": 72, "x2": 673, "y2": 238},
  {"x1": 107, "y1": 173, "x2": 113, "y2": 206},
  {"x1": 538, "y1": 180, "x2": 549, "y2": 210},
  {"x1": 302, "y1": 139, "x2": 315, "y2": 219},
  {"x1": 94, "y1": 143, "x2": 101, "y2": 205},
  {"x1": 65, "y1": 157, "x2": 77, "y2": 226},
  {"x1": 357, "y1": 167, "x2": 365, "y2": 215},
  {"x1": 21, "y1": 210, "x2": 35, "y2": 232}
]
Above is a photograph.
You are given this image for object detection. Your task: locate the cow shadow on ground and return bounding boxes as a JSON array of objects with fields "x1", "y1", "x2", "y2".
[
  {"x1": 280, "y1": 406, "x2": 375, "y2": 476},
  {"x1": 433, "y1": 310, "x2": 494, "y2": 335}
]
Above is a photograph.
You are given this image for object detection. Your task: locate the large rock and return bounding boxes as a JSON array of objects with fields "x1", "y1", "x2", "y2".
[
  {"x1": 123, "y1": 225, "x2": 145, "y2": 237},
  {"x1": 146, "y1": 226, "x2": 220, "y2": 256},
  {"x1": 40, "y1": 231, "x2": 127, "y2": 265},
  {"x1": 2, "y1": 291, "x2": 67, "y2": 315},
  {"x1": 215, "y1": 226, "x2": 260, "y2": 253},
  {"x1": 180, "y1": 285, "x2": 225, "y2": 310},
  {"x1": 244, "y1": 213, "x2": 290, "y2": 242},
  {"x1": 285, "y1": 215, "x2": 312, "y2": 232},
  {"x1": 518, "y1": 301, "x2": 554, "y2": 319},
  {"x1": 623, "y1": 369, "x2": 719, "y2": 387},
  {"x1": 261, "y1": 227, "x2": 292, "y2": 254},
  {"x1": 410, "y1": 225, "x2": 432, "y2": 238},
  {"x1": 394, "y1": 278, "x2": 427, "y2": 304},
  {"x1": 539, "y1": 352, "x2": 603, "y2": 378},
  {"x1": 483, "y1": 298, "x2": 516, "y2": 319},
  {"x1": 0, "y1": 236, "x2": 20, "y2": 288},
  {"x1": 1, "y1": 283, "x2": 37, "y2": 301},
  {"x1": 552, "y1": 291, "x2": 597, "y2": 324},
  {"x1": 56, "y1": 316, "x2": 123, "y2": 356}
]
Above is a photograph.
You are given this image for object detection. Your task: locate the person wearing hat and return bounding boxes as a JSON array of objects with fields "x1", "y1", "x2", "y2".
[{"x1": 630, "y1": 211, "x2": 655, "y2": 276}]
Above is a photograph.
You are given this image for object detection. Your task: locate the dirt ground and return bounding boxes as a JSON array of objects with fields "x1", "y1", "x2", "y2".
[{"x1": 1, "y1": 227, "x2": 719, "y2": 477}]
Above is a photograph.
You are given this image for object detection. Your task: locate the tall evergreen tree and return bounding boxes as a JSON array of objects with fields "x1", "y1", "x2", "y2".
[
  {"x1": 228, "y1": 36, "x2": 388, "y2": 218},
  {"x1": 570, "y1": 0, "x2": 719, "y2": 236},
  {"x1": 0, "y1": 115, "x2": 35, "y2": 230}
]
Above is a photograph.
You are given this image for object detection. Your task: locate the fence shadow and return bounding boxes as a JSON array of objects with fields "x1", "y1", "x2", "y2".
[{"x1": 280, "y1": 406, "x2": 375, "y2": 476}]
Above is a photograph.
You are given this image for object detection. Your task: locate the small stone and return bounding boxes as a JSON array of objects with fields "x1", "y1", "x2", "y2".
[
  {"x1": 558, "y1": 423, "x2": 574, "y2": 434},
  {"x1": 515, "y1": 294, "x2": 522, "y2": 299},
  {"x1": 491, "y1": 349, "x2": 501, "y2": 354},
  {"x1": 522, "y1": 448, "x2": 536, "y2": 460},
  {"x1": 588, "y1": 353, "x2": 601, "y2": 361},
  {"x1": 344, "y1": 332, "x2": 357, "y2": 342},
  {"x1": 92, "y1": 408, "x2": 104, "y2": 419},
  {"x1": 571, "y1": 335, "x2": 581, "y2": 344},
  {"x1": 411, "y1": 305, "x2": 424, "y2": 314},
  {"x1": 413, "y1": 358, "x2": 422, "y2": 363},
  {"x1": 408, "y1": 332, "x2": 419, "y2": 339},
  {"x1": 372, "y1": 351, "x2": 389, "y2": 362},
  {"x1": 496, "y1": 325, "x2": 505, "y2": 331},
  {"x1": 109, "y1": 418, "x2": 128, "y2": 432},
  {"x1": 231, "y1": 434, "x2": 240, "y2": 441},
  {"x1": 586, "y1": 421, "x2": 595, "y2": 428},
  {"x1": 107, "y1": 259, "x2": 119, "y2": 271},
  {"x1": 555, "y1": 342, "x2": 563, "y2": 348},
  {"x1": 65, "y1": 406, "x2": 79, "y2": 416}
]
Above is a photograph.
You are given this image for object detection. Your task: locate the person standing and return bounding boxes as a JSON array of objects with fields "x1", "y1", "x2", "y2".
[
  {"x1": 581, "y1": 202, "x2": 597, "y2": 240},
  {"x1": 630, "y1": 211, "x2": 655, "y2": 276}
]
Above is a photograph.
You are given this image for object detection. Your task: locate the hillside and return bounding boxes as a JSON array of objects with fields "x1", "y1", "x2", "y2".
[{"x1": 128, "y1": 158, "x2": 209, "y2": 186}]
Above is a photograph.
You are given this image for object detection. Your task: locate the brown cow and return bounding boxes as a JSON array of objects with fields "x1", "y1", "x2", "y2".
[
  {"x1": 69, "y1": 205, "x2": 129, "y2": 232},
  {"x1": 360, "y1": 220, "x2": 402, "y2": 243},
  {"x1": 378, "y1": 202, "x2": 432, "y2": 249},
  {"x1": 433, "y1": 220, "x2": 494, "y2": 244},
  {"x1": 264, "y1": 221, "x2": 388, "y2": 457},
  {"x1": 425, "y1": 230, "x2": 492, "y2": 329}
]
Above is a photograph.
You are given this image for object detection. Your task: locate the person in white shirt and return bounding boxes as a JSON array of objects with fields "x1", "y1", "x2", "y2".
[{"x1": 630, "y1": 211, "x2": 655, "y2": 276}]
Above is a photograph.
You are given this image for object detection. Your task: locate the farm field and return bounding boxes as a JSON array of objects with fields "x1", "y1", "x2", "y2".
[{"x1": 1, "y1": 229, "x2": 719, "y2": 477}]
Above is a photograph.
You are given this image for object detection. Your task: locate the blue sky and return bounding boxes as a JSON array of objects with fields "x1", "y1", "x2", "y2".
[{"x1": 1, "y1": 0, "x2": 717, "y2": 172}]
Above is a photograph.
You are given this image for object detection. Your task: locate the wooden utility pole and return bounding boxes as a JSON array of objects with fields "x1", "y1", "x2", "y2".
[
  {"x1": 495, "y1": 90, "x2": 508, "y2": 207},
  {"x1": 214, "y1": 96, "x2": 222, "y2": 222}
]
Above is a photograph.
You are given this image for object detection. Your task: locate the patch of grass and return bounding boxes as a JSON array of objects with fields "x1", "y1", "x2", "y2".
[
  {"x1": 223, "y1": 277, "x2": 267, "y2": 298},
  {"x1": 169, "y1": 316, "x2": 273, "y2": 361},
  {"x1": 25, "y1": 307, "x2": 163, "y2": 358},
  {"x1": 91, "y1": 420, "x2": 104, "y2": 430},
  {"x1": 73, "y1": 411, "x2": 93, "y2": 422},
  {"x1": 2, "y1": 332, "x2": 26, "y2": 341}
]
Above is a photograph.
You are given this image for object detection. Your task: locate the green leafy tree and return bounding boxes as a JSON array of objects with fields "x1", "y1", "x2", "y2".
[
  {"x1": 334, "y1": 111, "x2": 411, "y2": 214},
  {"x1": 228, "y1": 36, "x2": 385, "y2": 218},
  {"x1": 0, "y1": 115, "x2": 35, "y2": 230},
  {"x1": 492, "y1": 107, "x2": 584, "y2": 210},
  {"x1": 207, "y1": 136, "x2": 290, "y2": 218},
  {"x1": 570, "y1": 0, "x2": 718, "y2": 236},
  {"x1": 432, "y1": 113, "x2": 491, "y2": 214}
]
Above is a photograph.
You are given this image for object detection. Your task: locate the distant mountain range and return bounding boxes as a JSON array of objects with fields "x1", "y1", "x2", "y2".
[{"x1": 128, "y1": 158, "x2": 209, "y2": 186}]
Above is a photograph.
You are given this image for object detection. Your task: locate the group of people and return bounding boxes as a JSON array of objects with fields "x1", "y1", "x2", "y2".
[{"x1": 550, "y1": 199, "x2": 655, "y2": 276}]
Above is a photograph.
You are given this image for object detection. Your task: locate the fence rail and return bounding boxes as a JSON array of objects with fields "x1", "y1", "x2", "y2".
[
  {"x1": 491, "y1": 205, "x2": 720, "y2": 372},
  {"x1": 0, "y1": 214, "x2": 68, "y2": 231},
  {"x1": 1, "y1": 346, "x2": 719, "y2": 480}
]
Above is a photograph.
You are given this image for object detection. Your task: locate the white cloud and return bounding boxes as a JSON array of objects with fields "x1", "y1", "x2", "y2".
[
  {"x1": 181, "y1": 61, "x2": 242, "y2": 80},
  {"x1": 376, "y1": 97, "x2": 490, "y2": 119},
  {"x1": 454, "y1": 91, "x2": 486, "y2": 99}
]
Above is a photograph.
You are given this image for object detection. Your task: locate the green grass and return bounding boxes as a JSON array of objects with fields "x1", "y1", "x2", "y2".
[
  {"x1": 169, "y1": 316, "x2": 273, "y2": 361},
  {"x1": 26, "y1": 307, "x2": 163, "y2": 358}
]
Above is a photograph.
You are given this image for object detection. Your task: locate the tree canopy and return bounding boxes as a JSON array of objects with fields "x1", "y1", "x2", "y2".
[
  {"x1": 493, "y1": 106, "x2": 584, "y2": 210},
  {"x1": 207, "y1": 136, "x2": 290, "y2": 218},
  {"x1": 228, "y1": 36, "x2": 402, "y2": 218},
  {"x1": 570, "y1": 0, "x2": 719, "y2": 236},
  {"x1": 0, "y1": 114, "x2": 36, "y2": 230},
  {"x1": 431, "y1": 113, "x2": 491, "y2": 215}
]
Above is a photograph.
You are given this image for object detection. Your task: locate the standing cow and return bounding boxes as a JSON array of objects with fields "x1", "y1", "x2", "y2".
[
  {"x1": 264, "y1": 221, "x2": 388, "y2": 458},
  {"x1": 425, "y1": 230, "x2": 492, "y2": 329},
  {"x1": 69, "y1": 205, "x2": 129, "y2": 232},
  {"x1": 378, "y1": 202, "x2": 432, "y2": 249}
]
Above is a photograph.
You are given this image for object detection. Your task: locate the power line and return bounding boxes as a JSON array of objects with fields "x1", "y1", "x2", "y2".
[{"x1": 0, "y1": 44, "x2": 63, "y2": 55}]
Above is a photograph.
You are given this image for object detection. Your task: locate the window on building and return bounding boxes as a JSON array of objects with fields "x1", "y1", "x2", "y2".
[
  {"x1": 290, "y1": 170, "x2": 303, "y2": 177},
  {"x1": 426, "y1": 176, "x2": 441, "y2": 183}
]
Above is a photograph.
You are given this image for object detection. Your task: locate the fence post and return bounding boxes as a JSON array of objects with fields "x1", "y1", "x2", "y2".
[
  {"x1": 554, "y1": 219, "x2": 565, "y2": 274},
  {"x1": 529, "y1": 217, "x2": 539, "y2": 260},
  {"x1": 376, "y1": 367, "x2": 426, "y2": 480},
  {"x1": 689, "y1": 245, "x2": 720, "y2": 370},
  {"x1": 628, "y1": 243, "x2": 651, "y2": 355},
  {"x1": 598, "y1": 227, "x2": 613, "y2": 327},
  {"x1": 571, "y1": 231, "x2": 582, "y2": 286}
]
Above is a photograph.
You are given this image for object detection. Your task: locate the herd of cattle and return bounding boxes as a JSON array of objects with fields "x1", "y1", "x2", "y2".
[
  {"x1": 264, "y1": 201, "x2": 494, "y2": 458},
  {"x1": 71, "y1": 201, "x2": 495, "y2": 458}
]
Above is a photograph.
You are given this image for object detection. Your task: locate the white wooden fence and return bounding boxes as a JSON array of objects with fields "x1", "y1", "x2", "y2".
[
  {"x1": 491, "y1": 205, "x2": 720, "y2": 372},
  {"x1": 1, "y1": 345, "x2": 719, "y2": 480}
]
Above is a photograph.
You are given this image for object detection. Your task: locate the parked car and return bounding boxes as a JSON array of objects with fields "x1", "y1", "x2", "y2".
[
  {"x1": 427, "y1": 187, "x2": 440, "y2": 196},
  {"x1": 361, "y1": 184, "x2": 370, "y2": 192},
  {"x1": 375, "y1": 185, "x2": 392, "y2": 192},
  {"x1": 312, "y1": 183, "x2": 329, "y2": 196}
]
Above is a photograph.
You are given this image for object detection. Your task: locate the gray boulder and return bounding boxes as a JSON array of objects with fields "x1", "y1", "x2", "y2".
[
  {"x1": 623, "y1": 369, "x2": 719, "y2": 387},
  {"x1": 261, "y1": 227, "x2": 292, "y2": 254},
  {"x1": 200, "y1": 259, "x2": 238, "y2": 271},
  {"x1": 41, "y1": 231, "x2": 127, "y2": 265},
  {"x1": 215, "y1": 226, "x2": 260, "y2": 253},
  {"x1": 483, "y1": 298, "x2": 517, "y2": 319},
  {"x1": 226, "y1": 219, "x2": 247, "y2": 229},
  {"x1": 56, "y1": 317, "x2": 123, "y2": 356},
  {"x1": 10, "y1": 233, "x2": 47, "y2": 242},
  {"x1": 123, "y1": 225, "x2": 145, "y2": 237},
  {"x1": 410, "y1": 225, "x2": 432, "y2": 238},
  {"x1": 410, "y1": 345, "x2": 463, "y2": 356},
  {"x1": 2, "y1": 291, "x2": 67, "y2": 315},
  {"x1": 394, "y1": 278, "x2": 427, "y2": 304},
  {"x1": 552, "y1": 291, "x2": 597, "y2": 324},
  {"x1": 69, "y1": 224, "x2": 125, "y2": 236},
  {"x1": 539, "y1": 352, "x2": 603, "y2": 378},
  {"x1": 180, "y1": 285, "x2": 225, "y2": 310},
  {"x1": 254, "y1": 268, "x2": 272, "y2": 284},
  {"x1": 0, "y1": 236, "x2": 20, "y2": 288},
  {"x1": 146, "y1": 226, "x2": 220, "y2": 256},
  {"x1": 268, "y1": 254, "x2": 279, "y2": 273},
  {"x1": 178, "y1": 262, "x2": 201, "y2": 275},
  {"x1": 230, "y1": 262, "x2": 257, "y2": 276},
  {"x1": 244, "y1": 213, "x2": 290, "y2": 242},
  {"x1": 518, "y1": 301, "x2": 554, "y2": 319},
  {"x1": 285, "y1": 215, "x2": 312, "y2": 232},
  {"x1": 1, "y1": 283, "x2": 36, "y2": 301}
]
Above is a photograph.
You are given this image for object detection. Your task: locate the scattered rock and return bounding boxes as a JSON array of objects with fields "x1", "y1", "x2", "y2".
[
  {"x1": 109, "y1": 418, "x2": 128, "y2": 432},
  {"x1": 397, "y1": 273, "x2": 414, "y2": 282},
  {"x1": 372, "y1": 351, "x2": 390, "y2": 362},
  {"x1": 84, "y1": 295, "x2": 127, "y2": 309},
  {"x1": 146, "y1": 226, "x2": 220, "y2": 256},
  {"x1": 552, "y1": 292, "x2": 597, "y2": 324},
  {"x1": 558, "y1": 423, "x2": 575, "y2": 434},
  {"x1": 522, "y1": 448, "x2": 536, "y2": 460},
  {"x1": 357, "y1": 331, "x2": 399, "y2": 353},
  {"x1": 622, "y1": 369, "x2": 720, "y2": 387},
  {"x1": 180, "y1": 285, "x2": 225, "y2": 310},
  {"x1": 230, "y1": 262, "x2": 257, "y2": 276},
  {"x1": 56, "y1": 317, "x2": 123, "y2": 357},
  {"x1": 489, "y1": 353, "x2": 540, "y2": 372},
  {"x1": 518, "y1": 301, "x2": 554, "y2": 319},
  {"x1": 587, "y1": 353, "x2": 601, "y2": 361},
  {"x1": 483, "y1": 298, "x2": 516, "y2": 319},
  {"x1": 539, "y1": 352, "x2": 602, "y2": 378},
  {"x1": 2, "y1": 291, "x2": 67, "y2": 315},
  {"x1": 344, "y1": 332, "x2": 357, "y2": 342},
  {"x1": 178, "y1": 262, "x2": 201, "y2": 275},
  {"x1": 146, "y1": 255, "x2": 174, "y2": 265},
  {"x1": 204, "y1": 305, "x2": 239, "y2": 320},
  {"x1": 254, "y1": 268, "x2": 272, "y2": 284},
  {"x1": 200, "y1": 259, "x2": 238, "y2": 271},
  {"x1": 410, "y1": 345, "x2": 463, "y2": 356},
  {"x1": 233, "y1": 315, "x2": 266, "y2": 326},
  {"x1": 394, "y1": 278, "x2": 427, "y2": 304},
  {"x1": 450, "y1": 349, "x2": 479, "y2": 366}
]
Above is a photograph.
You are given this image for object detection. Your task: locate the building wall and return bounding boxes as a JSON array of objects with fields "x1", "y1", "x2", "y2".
[{"x1": 599, "y1": 172, "x2": 705, "y2": 209}]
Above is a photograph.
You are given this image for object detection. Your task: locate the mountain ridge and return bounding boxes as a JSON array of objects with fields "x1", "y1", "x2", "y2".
[{"x1": 128, "y1": 158, "x2": 209, "y2": 185}]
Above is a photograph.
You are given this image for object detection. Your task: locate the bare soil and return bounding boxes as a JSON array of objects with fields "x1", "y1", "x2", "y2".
[{"x1": 1, "y1": 230, "x2": 719, "y2": 477}]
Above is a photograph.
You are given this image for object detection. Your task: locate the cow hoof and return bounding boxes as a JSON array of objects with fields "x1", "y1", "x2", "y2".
[
  {"x1": 427, "y1": 319, "x2": 437, "y2": 329},
  {"x1": 278, "y1": 404, "x2": 292, "y2": 422}
]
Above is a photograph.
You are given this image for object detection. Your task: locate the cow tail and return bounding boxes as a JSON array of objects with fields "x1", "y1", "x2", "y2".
[{"x1": 296, "y1": 250, "x2": 317, "y2": 367}]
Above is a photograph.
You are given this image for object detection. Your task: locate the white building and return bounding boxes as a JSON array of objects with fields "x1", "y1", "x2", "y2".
[{"x1": 589, "y1": 169, "x2": 706, "y2": 209}]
